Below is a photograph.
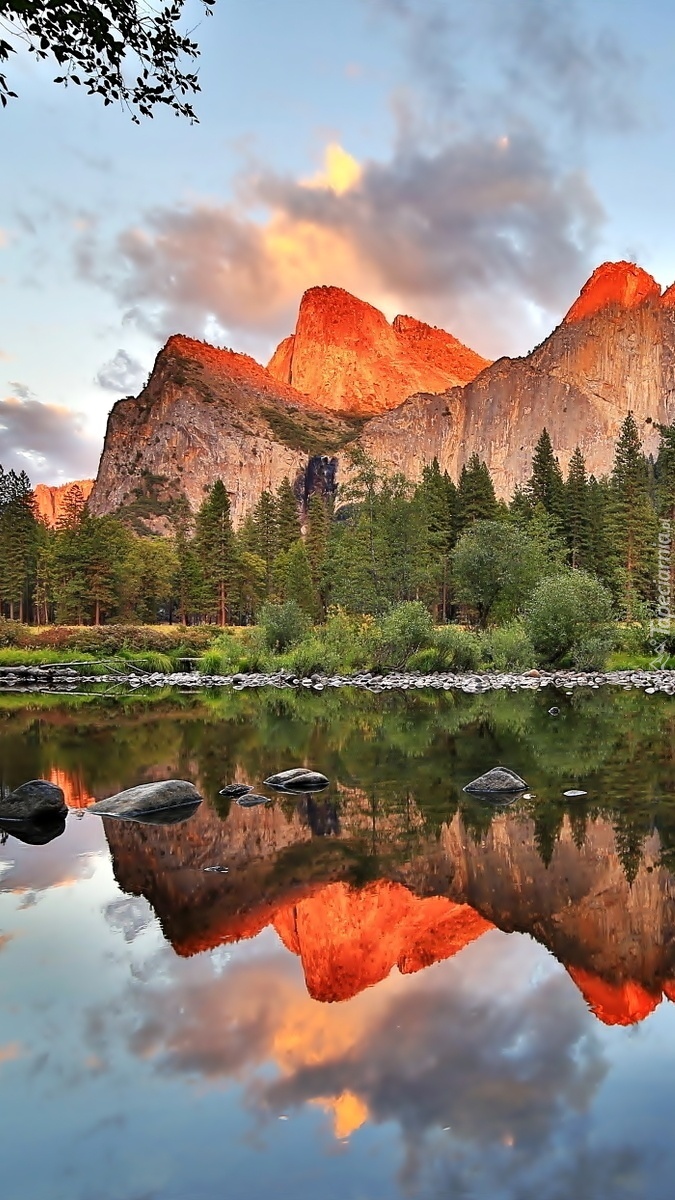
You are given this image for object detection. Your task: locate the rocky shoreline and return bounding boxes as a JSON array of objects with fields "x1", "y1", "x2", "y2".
[{"x1": 1, "y1": 663, "x2": 675, "y2": 694}]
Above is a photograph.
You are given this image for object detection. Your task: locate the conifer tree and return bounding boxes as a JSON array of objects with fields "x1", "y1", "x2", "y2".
[
  {"x1": 527, "y1": 428, "x2": 565, "y2": 524},
  {"x1": 0, "y1": 468, "x2": 39, "y2": 620},
  {"x1": 273, "y1": 539, "x2": 320, "y2": 618},
  {"x1": 306, "y1": 495, "x2": 330, "y2": 614},
  {"x1": 275, "y1": 478, "x2": 302, "y2": 554},
  {"x1": 250, "y1": 490, "x2": 279, "y2": 597},
  {"x1": 456, "y1": 454, "x2": 498, "y2": 532},
  {"x1": 416, "y1": 459, "x2": 457, "y2": 619},
  {"x1": 173, "y1": 528, "x2": 204, "y2": 624},
  {"x1": 195, "y1": 480, "x2": 235, "y2": 625},
  {"x1": 607, "y1": 413, "x2": 657, "y2": 617},
  {"x1": 565, "y1": 446, "x2": 593, "y2": 569}
]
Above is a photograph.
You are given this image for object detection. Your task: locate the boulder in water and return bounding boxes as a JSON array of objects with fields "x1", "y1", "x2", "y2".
[
  {"x1": 463, "y1": 767, "x2": 528, "y2": 796},
  {"x1": 219, "y1": 783, "x2": 253, "y2": 798},
  {"x1": 264, "y1": 768, "x2": 329, "y2": 792},
  {"x1": 236, "y1": 794, "x2": 271, "y2": 807},
  {"x1": 0, "y1": 779, "x2": 67, "y2": 822},
  {"x1": 89, "y1": 780, "x2": 202, "y2": 820},
  {"x1": 0, "y1": 812, "x2": 66, "y2": 845}
]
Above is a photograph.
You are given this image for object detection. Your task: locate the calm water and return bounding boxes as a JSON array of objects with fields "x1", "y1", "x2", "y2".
[{"x1": 1, "y1": 685, "x2": 675, "y2": 1200}]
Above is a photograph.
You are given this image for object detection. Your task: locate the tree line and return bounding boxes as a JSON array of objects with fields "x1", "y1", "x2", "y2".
[{"x1": 1, "y1": 412, "x2": 673, "y2": 627}]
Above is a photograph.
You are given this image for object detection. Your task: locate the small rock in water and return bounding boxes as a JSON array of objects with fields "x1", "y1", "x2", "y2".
[
  {"x1": 219, "y1": 783, "x2": 253, "y2": 798},
  {"x1": 264, "y1": 768, "x2": 330, "y2": 792},
  {"x1": 548, "y1": 707, "x2": 560, "y2": 716},
  {"x1": 463, "y1": 767, "x2": 527, "y2": 796},
  {"x1": 204, "y1": 865, "x2": 230, "y2": 873},
  {"x1": 563, "y1": 789, "x2": 587, "y2": 798},
  {"x1": 236, "y1": 794, "x2": 271, "y2": 807}
]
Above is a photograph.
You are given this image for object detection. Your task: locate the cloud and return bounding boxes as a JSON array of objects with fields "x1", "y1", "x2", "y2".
[
  {"x1": 0, "y1": 395, "x2": 101, "y2": 483},
  {"x1": 76, "y1": 132, "x2": 602, "y2": 359},
  {"x1": 7, "y1": 380, "x2": 34, "y2": 401},
  {"x1": 95, "y1": 349, "x2": 146, "y2": 394},
  {"x1": 73, "y1": 1, "x2": 638, "y2": 359}
]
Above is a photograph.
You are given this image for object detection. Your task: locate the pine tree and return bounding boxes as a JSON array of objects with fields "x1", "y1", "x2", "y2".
[
  {"x1": 275, "y1": 478, "x2": 302, "y2": 554},
  {"x1": 274, "y1": 539, "x2": 320, "y2": 618},
  {"x1": 306, "y1": 495, "x2": 330, "y2": 614},
  {"x1": 527, "y1": 428, "x2": 565, "y2": 524},
  {"x1": 456, "y1": 454, "x2": 498, "y2": 532},
  {"x1": 416, "y1": 459, "x2": 457, "y2": 619},
  {"x1": 249, "y1": 490, "x2": 279, "y2": 596},
  {"x1": 174, "y1": 528, "x2": 204, "y2": 624},
  {"x1": 56, "y1": 483, "x2": 86, "y2": 531},
  {"x1": 195, "y1": 480, "x2": 235, "y2": 625},
  {"x1": 607, "y1": 413, "x2": 658, "y2": 617},
  {"x1": 564, "y1": 446, "x2": 593, "y2": 569},
  {"x1": 0, "y1": 469, "x2": 39, "y2": 620}
]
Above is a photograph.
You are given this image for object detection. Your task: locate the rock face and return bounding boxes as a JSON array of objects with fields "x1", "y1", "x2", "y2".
[
  {"x1": 267, "y1": 285, "x2": 490, "y2": 416},
  {"x1": 362, "y1": 261, "x2": 675, "y2": 496},
  {"x1": 33, "y1": 480, "x2": 94, "y2": 527},
  {"x1": 89, "y1": 262, "x2": 675, "y2": 524},
  {"x1": 87, "y1": 334, "x2": 361, "y2": 531}
]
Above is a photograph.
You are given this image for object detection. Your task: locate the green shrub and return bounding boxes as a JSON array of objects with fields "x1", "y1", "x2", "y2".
[
  {"x1": 259, "y1": 601, "x2": 311, "y2": 652},
  {"x1": 572, "y1": 632, "x2": 616, "y2": 671},
  {"x1": 481, "y1": 621, "x2": 536, "y2": 672},
  {"x1": 321, "y1": 608, "x2": 374, "y2": 672},
  {"x1": 433, "y1": 625, "x2": 482, "y2": 671},
  {"x1": 284, "y1": 638, "x2": 337, "y2": 677},
  {"x1": 372, "y1": 602, "x2": 434, "y2": 671},
  {"x1": 525, "y1": 571, "x2": 614, "y2": 665}
]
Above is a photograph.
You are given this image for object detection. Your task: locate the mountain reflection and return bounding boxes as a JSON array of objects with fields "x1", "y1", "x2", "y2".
[{"x1": 104, "y1": 784, "x2": 675, "y2": 1027}]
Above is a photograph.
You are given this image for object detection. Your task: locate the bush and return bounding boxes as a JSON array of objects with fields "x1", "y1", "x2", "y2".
[
  {"x1": 433, "y1": 625, "x2": 483, "y2": 671},
  {"x1": 572, "y1": 632, "x2": 616, "y2": 671},
  {"x1": 284, "y1": 638, "x2": 337, "y2": 678},
  {"x1": 481, "y1": 621, "x2": 536, "y2": 672},
  {"x1": 372, "y1": 602, "x2": 434, "y2": 671},
  {"x1": 259, "y1": 601, "x2": 311, "y2": 652},
  {"x1": 525, "y1": 571, "x2": 614, "y2": 665},
  {"x1": 321, "y1": 608, "x2": 374, "y2": 672},
  {"x1": 452, "y1": 521, "x2": 547, "y2": 625}
]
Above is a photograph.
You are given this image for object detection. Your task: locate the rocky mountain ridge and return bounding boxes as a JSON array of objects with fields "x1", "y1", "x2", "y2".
[
  {"x1": 34, "y1": 479, "x2": 94, "y2": 527},
  {"x1": 87, "y1": 261, "x2": 675, "y2": 528}
]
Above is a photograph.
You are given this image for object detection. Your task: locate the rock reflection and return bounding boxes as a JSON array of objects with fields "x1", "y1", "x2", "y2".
[{"x1": 103, "y1": 789, "x2": 675, "y2": 1027}]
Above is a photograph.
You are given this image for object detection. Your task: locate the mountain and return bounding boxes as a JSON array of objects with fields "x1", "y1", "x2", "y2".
[
  {"x1": 89, "y1": 261, "x2": 675, "y2": 527},
  {"x1": 362, "y1": 262, "x2": 675, "y2": 496},
  {"x1": 267, "y1": 285, "x2": 490, "y2": 415},
  {"x1": 33, "y1": 479, "x2": 94, "y2": 527},
  {"x1": 87, "y1": 333, "x2": 361, "y2": 531}
]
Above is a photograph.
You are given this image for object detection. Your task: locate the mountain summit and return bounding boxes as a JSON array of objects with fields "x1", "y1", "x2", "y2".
[{"x1": 267, "y1": 285, "x2": 490, "y2": 415}]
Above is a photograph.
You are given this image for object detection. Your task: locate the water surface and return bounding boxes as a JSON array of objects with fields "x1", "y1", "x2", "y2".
[{"x1": 1, "y1": 687, "x2": 675, "y2": 1200}]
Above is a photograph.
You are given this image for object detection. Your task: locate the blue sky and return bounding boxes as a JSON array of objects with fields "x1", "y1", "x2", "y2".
[{"x1": 3, "y1": 0, "x2": 675, "y2": 482}]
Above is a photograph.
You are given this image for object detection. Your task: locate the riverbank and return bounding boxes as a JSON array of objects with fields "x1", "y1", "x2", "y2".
[{"x1": 1, "y1": 662, "x2": 674, "y2": 694}]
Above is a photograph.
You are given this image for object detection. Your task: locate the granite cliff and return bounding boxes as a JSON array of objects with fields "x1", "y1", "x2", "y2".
[
  {"x1": 267, "y1": 285, "x2": 490, "y2": 415},
  {"x1": 88, "y1": 261, "x2": 675, "y2": 525},
  {"x1": 362, "y1": 261, "x2": 675, "y2": 495},
  {"x1": 34, "y1": 479, "x2": 94, "y2": 527}
]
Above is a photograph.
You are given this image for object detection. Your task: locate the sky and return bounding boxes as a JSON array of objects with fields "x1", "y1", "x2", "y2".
[{"x1": 3, "y1": 0, "x2": 675, "y2": 483}]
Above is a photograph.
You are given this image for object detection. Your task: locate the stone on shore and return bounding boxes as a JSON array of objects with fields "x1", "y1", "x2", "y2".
[
  {"x1": 90, "y1": 780, "x2": 202, "y2": 820},
  {"x1": 463, "y1": 767, "x2": 528, "y2": 796}
]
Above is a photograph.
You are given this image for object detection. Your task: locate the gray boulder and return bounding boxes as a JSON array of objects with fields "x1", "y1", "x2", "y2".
[
  {"x1": 236, "y1": 794, "x2": 271, "y2": 807},
  {"x1": 219, "y1": 783, "x2": 253, "y2": 798},
  {"x1": 264, "y1": 768, "x2": 329, "y2": 792},
  {"x1": 463, "y1": 767, "x2": 527, "y2": 796},
  {"x1": 0, "y1": 779, "x2": 67, "y2": 822},
  {"x1": 90, "y1": 779, "x2": 202, "y2": 820}
]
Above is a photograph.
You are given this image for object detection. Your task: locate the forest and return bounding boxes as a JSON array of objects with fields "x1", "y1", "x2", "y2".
[{"x1": 0, "y1": 413, "x2": 674, "y2": 671}]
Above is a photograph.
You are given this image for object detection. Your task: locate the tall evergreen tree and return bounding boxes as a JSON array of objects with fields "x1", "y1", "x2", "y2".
[
  {"x1": 607, "y1": 413, "x2": 657, "y2": 617},
  {"x1": 173, "y1": 528, "x2": 204, "y2": 624},
  {"x1": 456, "y1": 454, "x2": 498, "y2": 532},
  {"x1": 527, "y1": 428, "x2": 565, "y2": 524},
  {"x1": 416, "y1": 459, "x2": 457, "y2": 619},
  {"x1": 249, "y1": 490, "x2": 279, "y2": 597},
  {"x1": 0, "y1": 468, "x2": 39, "y2": 620},
  {"x1": 565, "y1": 446, "x2": 593, "y2": 569},
  {"x1": 275, "y1": 478, "x2": 302, "y2": 554},
  {"x1": 306, "y1": 495, "x2": 330, "y2": 614},
  {"x1": 195, "y1": 480, "x2": 235, "y2": 625}
]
